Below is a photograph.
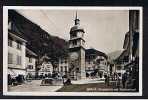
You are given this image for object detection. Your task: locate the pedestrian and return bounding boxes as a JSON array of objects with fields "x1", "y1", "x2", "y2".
[
  {"x1": 122, "y1": 73, "x2": 127, "y2": 88},
  {"x1": 8, "y1": 74, "x2": 12, "y2": 85},
  {"x1": 107, "y1": 75, "x2": 110, "y2": 86},
  {"x1": 104, "y1": 74, "x2": 107, "y2": 85},
  {"x1": 116, "y1": 75, "x2": 120, "y2": 91}
]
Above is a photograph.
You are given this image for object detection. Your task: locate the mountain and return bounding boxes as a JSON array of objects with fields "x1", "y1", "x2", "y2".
[
  {"x1": 8, "y1": 10, "x2": 68, "y2": 61},
  {"x1": 107, "y1": 50, "x2": 123, "y2": 61}
]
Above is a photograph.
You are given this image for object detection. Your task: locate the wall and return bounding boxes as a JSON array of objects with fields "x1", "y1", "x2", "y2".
[{"x1": 8, "y1": 38, "x2": 26, "y2": 76}]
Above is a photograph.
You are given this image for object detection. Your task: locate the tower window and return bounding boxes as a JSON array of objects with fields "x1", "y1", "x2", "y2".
[{"x1": 71, "y1": 33, "x2": 77, "y2": 38}]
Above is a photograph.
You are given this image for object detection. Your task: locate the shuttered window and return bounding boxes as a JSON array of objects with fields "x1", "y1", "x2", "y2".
[
  {"x1": 8, "y1": 53, "x2": 13, "y2": 64},
  {"x1": 16, "y1": 55, "x2": 21, "y2": 65}
]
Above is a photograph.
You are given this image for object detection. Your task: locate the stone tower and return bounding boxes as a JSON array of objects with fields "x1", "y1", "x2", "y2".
[{"x1": 68, "y1": 12, "x2": 86, "y2": 80}]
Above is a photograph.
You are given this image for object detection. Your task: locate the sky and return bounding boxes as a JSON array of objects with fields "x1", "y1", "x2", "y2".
[{"x1": 16, "y1": 9, "x2": 129, "y2": 54}]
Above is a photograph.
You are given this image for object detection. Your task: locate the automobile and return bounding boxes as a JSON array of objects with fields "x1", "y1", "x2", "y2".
[
  {"x1": 40, "y1": 78, "x2": 54, "y2": 86},
  {"x1": 40, "y1": 77, "x2": 63, "y2": 86}
]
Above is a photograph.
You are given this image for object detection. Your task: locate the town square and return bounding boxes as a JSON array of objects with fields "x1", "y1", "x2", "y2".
[{"x1": 5, "y1": 7, "x2": 141, "y2": 94}]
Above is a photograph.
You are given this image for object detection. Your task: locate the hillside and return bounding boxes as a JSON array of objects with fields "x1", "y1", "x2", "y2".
[{"x1": 8, "y1": 10, "x2": 68, "y2": 61}]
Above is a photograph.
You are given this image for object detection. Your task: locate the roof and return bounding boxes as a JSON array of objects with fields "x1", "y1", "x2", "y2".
[
  {"x1": 115, "y1": 49, "x2": 129, "y2": 62},
  {"x1": 8, "y1": 19, "x2": 27, "y2": 43},
  {"x1": 8, "y1": 30, "x2": 27, "y2": 43},
  {"x1": 123, "y1": 31, "x2": 130, "y2": 49},
  {"x1": 26, "y1": 48, "x2": 37, "y2": 57},
  {"x1": 69, "y1": 37, "x2": 85, "y2": 42},
  {"x1": 85, "y1": 48, "x2": 108, "y2": 59},
  {"x1": 41, "y1": 54, "x2": 51, "y2": 60},
  {"x1": 70, "y1": 25, "x2": 85, "y2": 33}
]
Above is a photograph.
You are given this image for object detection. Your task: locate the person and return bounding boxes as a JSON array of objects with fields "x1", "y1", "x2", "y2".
[
  {"x1": 8, "y1": 74, "x2": 12, "y2": 85},
  {"x1": 64, "y1": 78, "x2": 72, "y2": 85},
  {"x1": 122, "y1": 73, "x2": 127, "y2": 88},
  {"x1": 116, "y1": 75, "x2": 120, "y2": 91},
  {"x1": 104, "y1": 74, "x2": 107, "y2": 85},
  {"x1": 107, "y1": 75, "x2": 110, "y2": 86}
]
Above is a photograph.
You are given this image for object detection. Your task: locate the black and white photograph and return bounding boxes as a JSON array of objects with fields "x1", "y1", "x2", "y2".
[{"x1": 3, "y1": 6, "x2": 142, "y2": 96}]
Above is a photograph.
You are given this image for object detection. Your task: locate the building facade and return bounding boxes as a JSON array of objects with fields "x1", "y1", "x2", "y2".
[
  {"x1": 85, "y1": 49, "x2": 108, "y2": 79},
  {"x1": 115, "y1": 10, "x2": 139, "y2": 90},
  {"x1": 38, "y1": 55, "x2": 53, "y2": 76},
  {"x1": 8, "y1": 21, "x2": 27, "y2": 78},
  {"x1": 26, "y1": 48, "x2": 37, "y2": 78},
  {"x1": 58, "y1": 57, "x2": 69, "y2": 76}
]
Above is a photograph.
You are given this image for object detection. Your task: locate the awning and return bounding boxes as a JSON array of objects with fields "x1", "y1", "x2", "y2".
[
  {"x1": 8, "y1": 69, "x2": 26, "y2": 77},
  {"x1": 8, "y1": 69, "x2": 17, "y2": 77}
]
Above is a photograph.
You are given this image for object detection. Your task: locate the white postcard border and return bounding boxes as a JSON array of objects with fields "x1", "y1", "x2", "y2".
[{"x1": 3, "y1": 6, "x2": 143, "y2": 96}]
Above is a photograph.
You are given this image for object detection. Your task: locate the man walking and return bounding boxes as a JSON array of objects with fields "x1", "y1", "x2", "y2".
[{"x1": 122, "y1": 72, "x2": 127, "y2": 88}]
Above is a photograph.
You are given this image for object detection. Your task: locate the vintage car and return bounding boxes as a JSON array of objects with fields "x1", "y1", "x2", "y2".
[{"x1": 40, "y1": 77, "x2": 63, "y2": 86}]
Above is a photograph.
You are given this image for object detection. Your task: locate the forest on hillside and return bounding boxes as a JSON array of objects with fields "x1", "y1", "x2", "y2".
[{"x1": 8, "y1": 10, "x2": 68, "y2": 62}]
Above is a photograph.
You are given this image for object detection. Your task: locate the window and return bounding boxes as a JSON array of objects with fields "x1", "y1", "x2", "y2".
[
  {"x1": 29, "y1": 58, "x2": 32, "y2": 63},
  {"x1": 17, "y1": 42, "x2": 21, "y2": 50},
  {"x1": 117, "y1": 66, "x2": 121, "y2": 70},
  {"x1": 82, "y1": 33, "x2": 84, "y2": 38},
  {"x1": 61, "y1": 60, "x2": 63, "y2": 64},
  {"x1": 72, "y1": 41, "x2": 77, "y2": 45},
  {"x1": 65, "y1": 66, "x2": 67, "y2": 72},
  {"x1": 82, "y1": 41, "x2": 85, "y2": 45},
  {"x1": 16, "y1": 55, "x2": 21, "y2": 65},
  {"x1": 93, "y1": 61, "x2": 96, "y2": 64},
  {"x1": 47, "y1": 65, "x2": 50, "y2": 68},
  {"x1": 88, "y1": 61, "x2": 91, "y2": 64},
  {"x1": 8, "y1": 21, "x2": 12, "y2": 30},
  {"x1": 71, "y1": 33, "x2": 77, "y2": 38},
  {"x1": 88, "y1": 67, "x2": 91, "y2": 70},
  {"x1": 8, "y1": 53, "x2": 13, "y2": 64},
  {"x1": 64, "y1": 60, "x2": 67, "y2": 63},
  {"x1": 61, "y1": 66, "x2": 63, "y2": 72},
  {"x1": 28, "y1": 65, "x2": 33, "y2": 69},
  {"x1": 8, "y1": 39, "x2": 13, "y2": 47}
]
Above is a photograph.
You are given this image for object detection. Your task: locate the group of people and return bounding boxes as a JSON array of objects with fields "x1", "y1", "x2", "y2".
[
  {"x1": 104, "y1": 72, "x2": 128, "y2": 90},
  {"x1": 8, "y1": 74, "x2": 25, "y2": 86}
]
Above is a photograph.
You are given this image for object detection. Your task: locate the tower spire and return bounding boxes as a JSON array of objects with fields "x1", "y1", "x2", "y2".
[
  {"x1": 75, "y1": 11, "x2": 78, "y2": 20},
  {"x1": 75, "y1": 11, "x2": 80, "y2": 25}
]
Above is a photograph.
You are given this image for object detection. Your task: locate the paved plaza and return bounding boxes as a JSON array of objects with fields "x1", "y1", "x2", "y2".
[
  {"x1": 8, "y1": 80, "x2": 62, "y2": 92},
  {"x1": 8, "y1": 79, "x2": 137, "y2": 92},
  {"x1": 71, "y1": 78, "x2": 104, "y2": 84},
  {"x1": 8, "y1": 78, "x2": 103, "y2": 92}
]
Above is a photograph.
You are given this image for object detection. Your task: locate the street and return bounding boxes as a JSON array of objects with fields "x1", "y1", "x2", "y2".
[
  {"x1": 8, "y1": 80, "x2": 62, "y2": 92},
  {"x1": 8, "y1": 78, "x2": 137, "y2": 92}
]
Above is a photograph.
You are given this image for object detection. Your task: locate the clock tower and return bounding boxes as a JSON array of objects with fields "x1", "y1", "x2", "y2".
[{"x1": 68, "y1": 12, "x2": 86, "y2": 80}]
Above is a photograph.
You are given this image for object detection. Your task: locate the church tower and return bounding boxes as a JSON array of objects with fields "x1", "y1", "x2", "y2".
[{"x1": 68, "y1": 12, "x2": 86, "y2": 80}]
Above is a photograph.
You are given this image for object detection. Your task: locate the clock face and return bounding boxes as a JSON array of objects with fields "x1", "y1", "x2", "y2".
[{"x1": 70, "y1": 52, "x2": 79, "y2": 61}]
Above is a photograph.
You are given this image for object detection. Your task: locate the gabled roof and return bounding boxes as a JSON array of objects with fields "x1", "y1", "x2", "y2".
[
  {"x1": 115, "y1": 49, "x2": 129, "y2": 62},
  {"x1": 85, "y1": 48, "x2": 108, "y2": 59},
  {"x1": 123, "y1": 31, "x2": 130, "y2": 50},
  {"x1": 8, "y1": 30, "x2": 27, "y2": 43},
  {"x1": 8, "y1": 17, "x2": 27, "y2": 42},
  {"x1": 26, "y1": 48, "x2": 37, "y2": 57}
]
